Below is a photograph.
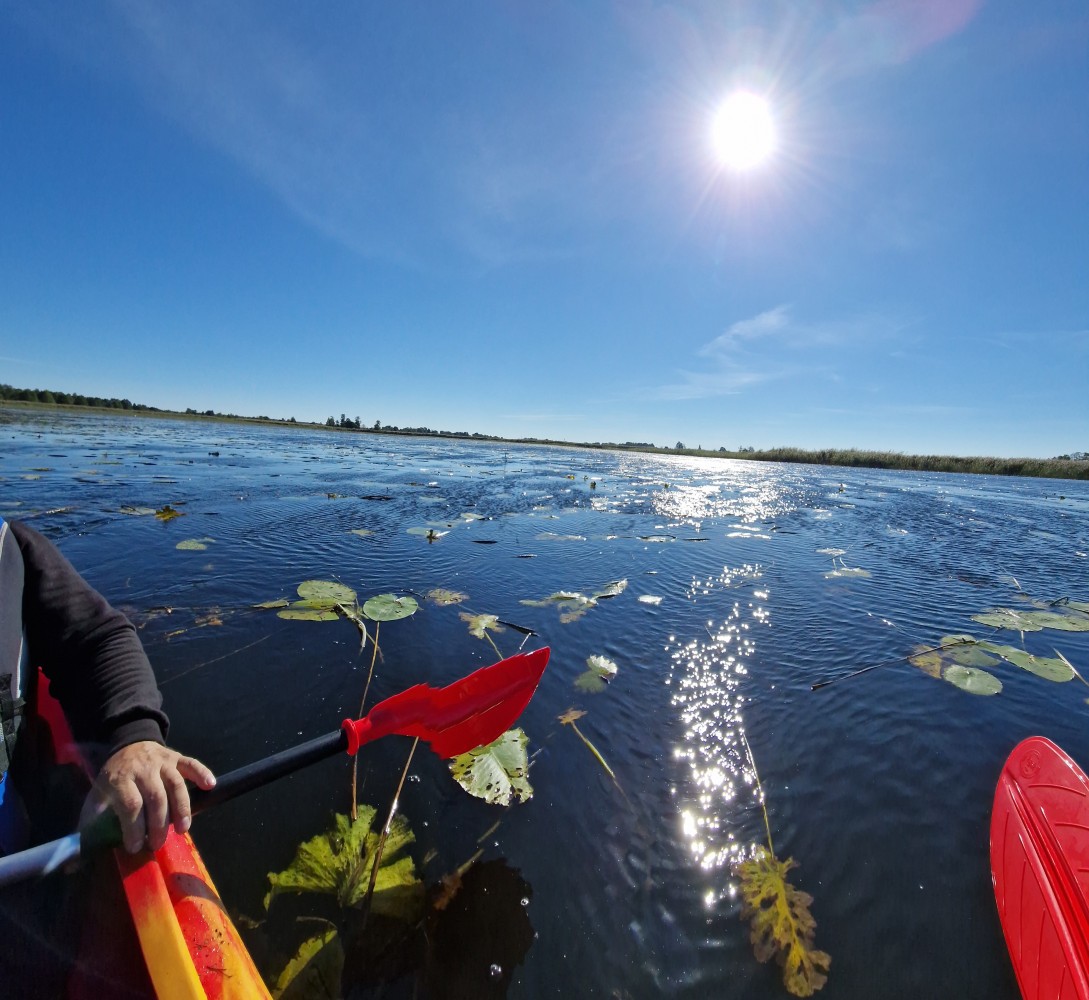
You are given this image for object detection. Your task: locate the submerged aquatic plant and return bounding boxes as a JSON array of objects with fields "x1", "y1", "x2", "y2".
[
  {"x1": 735, "y1": 733, "x2": 830, "y2": 997},
  {"x1": 264, "y1": 805, "x2": 422, "y2": 916}
]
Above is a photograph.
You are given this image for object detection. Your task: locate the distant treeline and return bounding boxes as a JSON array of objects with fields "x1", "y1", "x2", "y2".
[
  {"x1": 654, "y1": 445, "x2": 1089, "y2": 481},
  {"x1": 3, "y1": 384, "x2": 1086, "y2": 480},
  {"x1": 0, "y1": 383, "x2": 158, "y2": 411}
]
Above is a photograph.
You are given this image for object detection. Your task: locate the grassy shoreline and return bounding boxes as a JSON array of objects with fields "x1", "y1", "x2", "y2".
[{"x1": 3, "y1": 399, "x2": 1087, "y2": 482}]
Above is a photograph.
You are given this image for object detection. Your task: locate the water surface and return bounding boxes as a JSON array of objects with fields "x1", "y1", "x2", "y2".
[{"x1": 3, "y1": 409, "x2": 1088, "y2": 998}]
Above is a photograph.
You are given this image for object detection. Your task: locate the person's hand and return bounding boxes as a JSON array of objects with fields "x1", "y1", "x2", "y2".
[{"x1": 81, "y1": 741, "x2": 216, "y2": 853}]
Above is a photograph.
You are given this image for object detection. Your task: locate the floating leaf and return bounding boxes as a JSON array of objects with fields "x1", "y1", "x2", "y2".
[
  {"x1": 254, "y1": 599, "x2": 289, "y2": 609},
  {"x1": 347, "y1": 528, "x2": 373, "y2": 537},
  {"x1": 976, "y1": 641, "x2": 1074, "y2": 682},
  {"x1": 278, "y1": 605, "x2": 340, "y2": 622},
  {"x1": 942, "y1": 664, "x2": 1002, "y2": 695},
  {"x1": 264, "y1": 804, "x2": 422, "y2": 917},
  {"x1": 638, "y1": 595, "x2": 662, "y2": 606},
  {"x1": 816, "y1": 548, "x2": 846, "y2": 557},
  {"x1": 427, "y1": 588, "x2": 468, "y2": 606},
  {"x1": 519, "y1": 589, "x2": 599, "y2": 623},
  {"x1": 909, "y1": 637, "x2": 1001, "y2": 691},
  {"x1": 824, "y1": 558, "x2": 870, "y2": 579},
  {"x1": 155, "y1": 505, "x2": 184, "y2": 521},
  {"x1": 459, "y1": 612, "x2": 504, "y2": 639},
  {"x1": 735, "y1": 847, "x2": 830, "y2": 997},
  {"x1": 450, "y1": 729, "x2": 532, "y2": 806},
  {"x1": 968, "y1": 607, "x2": 1089, "y2": 632},
  {"x1": 1068, "y1": 601, "x2": 1089, "y2": 614},
  {"x1": 298, "y1": 580, "x2": 357, "y2": 606},
  {"x1": 272, "y1": 925, "x2": 344, "y2": 1000},
  {"x1": 407, "y1": 526, "x2": 448, "y2": 541},
  {"x1": 120, "y1": 505, "x2": 156, "y2": 516},
  {"x1": 575, "y1": 654, "x2": 618, "y2": 693},
  {"x1": 639, "y1": 535, "x2": 675, "y2": 543},
  {"x1": 175, "y1": 538, "x2": 212, "y2": 551},
  {"x1": 363, "y1": 593, "x2": 418, "y2": 622},
  {"x1": 592, "y1": 579, "x2": 627, "y2": 600}
]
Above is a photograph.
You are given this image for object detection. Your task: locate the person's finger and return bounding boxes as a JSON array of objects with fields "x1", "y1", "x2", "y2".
[
  {"x1": 109, "y1": 777, "x2": 147, "y2": 854},
  {"x1": 162, "y1": 765, "x2": 194, "y2": 835},
  {"x1": 134, "y1": 770, "x2": 171, "y2": 852},
  {"x1": 176, "y1": 755, "x2": 216, "y2": 791}
]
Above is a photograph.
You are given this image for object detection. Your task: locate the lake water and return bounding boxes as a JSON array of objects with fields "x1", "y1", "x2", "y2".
[{"x1": 3, "y1": 408, "x2": 1089, "y2": 999}]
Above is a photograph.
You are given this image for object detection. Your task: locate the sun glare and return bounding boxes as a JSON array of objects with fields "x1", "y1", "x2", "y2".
[{"x1": 712, "y1": 92, "x2": 776, "y2": 172}]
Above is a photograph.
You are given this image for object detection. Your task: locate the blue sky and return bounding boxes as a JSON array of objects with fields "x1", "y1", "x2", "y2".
[{"x1": 1, "y1": 2, "x2": 1086, "y2": 456}]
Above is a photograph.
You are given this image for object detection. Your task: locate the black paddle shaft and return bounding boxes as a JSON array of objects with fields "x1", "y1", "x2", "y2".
[{"x1": 189, "y1": 728, "x2": 348, "y2": 815}]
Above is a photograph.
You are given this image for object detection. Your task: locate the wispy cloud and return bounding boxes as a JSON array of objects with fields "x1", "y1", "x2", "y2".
[{"x1": 652, "y1": 305, "x2": 903, "y2": 401}]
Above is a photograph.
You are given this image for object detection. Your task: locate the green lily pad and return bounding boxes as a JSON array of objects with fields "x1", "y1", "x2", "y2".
[
  {"x1": 347, "y1": 528, "x2": 373, "y2": 537},
  {"x1": 1068, "y1": 601, "x2": 1089, "y2": 613},
  {"x1": 176, "y1": 538, "x2": 213, "y2": 551},
  {"x1": 278, "y1": 605, "x2": 340, "y2": 622},
  {"x1": 254, "y1": 599, "x2": 289, "y2": 609},
  {"x1": 592, "y1": 580, "x2": 628, "y2": 600},
  {"x1": 120, "y1": 505, "x2": 156, "y2": 516},
  {"x1": 407, "y1": 526, "x2": 448, "y2": 541},
  {"x1": 575, "y1": 654, "x2": 618, "y2": 692},
  {"x1": 363, "y1": 593, "x2": 419, "y2": 622},
  {"x1": 273, "y1": 925, "x2": 344, "y2": 1000},
  {"x1": 298, "y1": 580, "x2": 357, "y2": 606},
  {"x1": 427, "y1": 588, "x2": 468, "y2": 606},
  {"x1": 942, "y1": 664, "x2": 1002, "y2": 695},
  {"x1": 910, "y1": 637, "x2": 998, "y2": 678},
  {"x1": 459, "y1": 613, "x2": 504, "y2": 639},
  {"x1": 264, "y1": 805, "x2": 422, "y2": 917},
  {"x1": 450, "y1": 729, "x2": 532, "y2": 806},
  {"x1": 155, "y1": 505, "x2": 184, "y2": 521},
  {"x1": 976, "y1": 642, "x2": 1074, "y2": 682}
]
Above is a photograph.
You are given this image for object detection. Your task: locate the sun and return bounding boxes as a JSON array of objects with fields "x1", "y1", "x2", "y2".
[{"x1": 712, "y1": 92, "x2": 776, "y2": 172}]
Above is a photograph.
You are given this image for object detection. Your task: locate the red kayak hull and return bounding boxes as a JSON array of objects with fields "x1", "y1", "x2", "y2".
[{"x1": 992, "y1": 736, "x2": 1089, "y2": 1000}]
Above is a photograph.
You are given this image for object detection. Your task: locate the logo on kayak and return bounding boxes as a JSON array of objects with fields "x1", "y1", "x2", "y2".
[{"x1": 1019, "y1": 747, "x2": 1042, "y2": 780}]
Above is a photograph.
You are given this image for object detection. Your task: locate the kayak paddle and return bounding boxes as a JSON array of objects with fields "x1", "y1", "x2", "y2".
[
  {"x1": 991, "y1": 736, "x2": 1089, "y2": 999},
  {"x1": 0, "y1": 646, "x2": 550, "y2": 888}
]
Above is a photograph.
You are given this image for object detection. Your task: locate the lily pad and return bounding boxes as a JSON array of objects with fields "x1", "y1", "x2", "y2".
[
  {"x1": 459, "y1": 613, "x2": 504, "y2": 639},
  {"x1": 120, "y1": 505, "x2": 156, "y2": 516},
  {"x1": 254, "y1": 599, "x2": 289, "y2": 609},
  {"x1": 264, "y1": 804, "x2": 422, "y2": 917},
  {"x1": 450, "y1": 729, "x2": 532, "y2": 806},
  {"x1": 638, "y1": 595, "x2": 663, "y2": 606},
  {"x1": 176, "y1": 538, "x2": 213, "y2": 551},
  {"x1": 592, "y1": 580, "x2": 628, "y2": 600},
  {"x1": 575, "y1": 655, "x2": 618, "y2": 693},
  {"x1": 298, "y1": 580, "x2": 357, "y2": 606},
  {"x1": 407, "y1": 526, "x2": 448, "y2": 541},
  {"x1": 278, "y1": 605, "x2": 340, "y2": 622},
  {"x1": 155, "y1": 505, "x2": 184, "y2": 521},
  {"x1": 427, "y1": 588, "x2": 468, "y2": 606},
  {"x1": 347, "y1": 528, "x2": 373, "y2": 537},
  {"x1": 363, "y1": 593, "x2": 418, "y2": 622},
  {"x1": 977, "y1": 642, "x2": 1074, "y2": 682},
  {"x1": 942, "y1": 664, "x2": 1002, "y2": 695}
]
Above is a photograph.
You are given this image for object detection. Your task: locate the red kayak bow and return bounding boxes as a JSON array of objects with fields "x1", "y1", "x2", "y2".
[{"x1": 991, "y1": 736, "x2": 1089, "y2": 1000}]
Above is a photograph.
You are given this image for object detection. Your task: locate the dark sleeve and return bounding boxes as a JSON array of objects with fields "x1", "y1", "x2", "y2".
[{"x1": 11, "y1": 521, "x2": 168, "y2": 761}]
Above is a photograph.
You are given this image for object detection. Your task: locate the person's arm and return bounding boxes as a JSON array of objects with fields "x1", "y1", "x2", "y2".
[{"x1": 12, "y1": 521, "x2": 214, "y2": 852}]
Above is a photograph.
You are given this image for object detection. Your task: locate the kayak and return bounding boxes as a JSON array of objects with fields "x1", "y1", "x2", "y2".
[
  {"x1": 33, "y1": 670, "x2": 272, "y2": 1000},
  {"x1": 991, "y1": 736, "x2": 1089, "y2": 1000}
]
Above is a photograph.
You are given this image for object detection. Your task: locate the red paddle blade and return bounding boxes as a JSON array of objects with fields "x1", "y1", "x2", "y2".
[
  {"x1": 991, "y1": 736, "x2": 1089, "y2": 1000},
  {"x1": 342, "y1": 647, "x2": 550, "y2": 759}
]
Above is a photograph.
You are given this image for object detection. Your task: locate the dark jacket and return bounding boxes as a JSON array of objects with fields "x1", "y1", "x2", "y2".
[{"x1": 1, "y1": 519, "x2": 167, "y2": 778}]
